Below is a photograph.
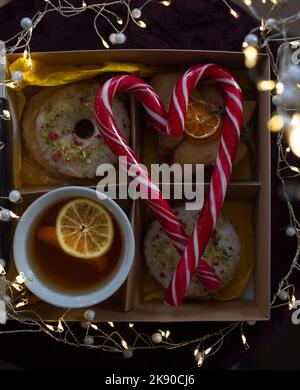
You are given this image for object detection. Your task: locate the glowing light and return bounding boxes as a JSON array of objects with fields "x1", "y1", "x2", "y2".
[
  {"x1": 23, "y1": 49, "x2": 29, "y2": 60},
  {"x1": 286, "y1": 147, "x2": 291, "y2": 152},
  {"x1": 204, "y1": 347, "x2": 212, "y2": 355},
  {"x1": 276, "y1": 82, "x2": 284, "y2": 94},
  {"x1": 289, "y1": 294, "x2": 296, "y2": 310},
  {"x1": 11, "y1": 283, "x2": 23, "y2": 292},
  {"x1": 165, "y1": 330, "x2": 170, "y2": 338},
  {"x1": 90, "y1": 324, "x2": 98, "y2": 330},
  {"x1": 2, "y1": 110, "x2": 10, "y2": 119},
  {"x1": 194, "y1": 348, "x2": 199, "y2": 356},
  {"x1": 243, "y1": 45, "x2": 258, "y2": 68},
  {"x1": 82, "y1": 1, "x2": 87, "y2": 7},
  {"x1": 196, "y1": 352, "x2": 204, "y2": 367},
  {"x1": 121, "y1": 339, "x2": 128, "y2": 350},
  {"x1": 290, "y1": 166, "x2": 300, "y2": 173},
  {"x1": 138, "y1": 21, "x2": 147, "y2": 28},
  {"x1": 257, "y1": 80, "x2": 276, "y2": 91},
  {"x1": 288, "y1": 114, "x2": 300, "y2": 157},
  {"x1": 129, "y1": 323, "x2": 134, "y2": 328},
  {"x1": 117, "y1": 18, "x2": 123, "y2": 25},
  {"x1": 101, "y1": 38, "x2": 109, "y2": 49},
  {"x1": 15, "y1": 299, "x2": 28, "y2": 309},
  {"x1": 241, "y1": 333, "x2": 249, "y2": 350},
  {"x1": 57, "y1": 319, "x2": 64, "y2": 333},
  {"x1": 16, "y1": 273, "x2": 25, "y2": 284},
  {"x1": 268, "y1": 114, "x2": 285, "y2": 132},
  {"x1": 108, "y1": 321, "x2": 114, "y2": 328},
  {"x1": 45, "y1": 324, "x2": 55, "y2": 331},
  {"x1": 259, "y1": 25, "x2": 265, "y2": 31},
  {"x1": 162, "y1": 0, "x2": 171, "y2": 6},
  {"x1": 290, "y1": 40, "x2": 300, "y2": 48},
  {"x1": 243, "y1": 0, "x2": 252, "y2": 5},
  {"x1": 0, "y1": 264, "x2": 5, "y2": 275},
  {"x1": 230, "y1": 9, "x2": 239, "y2": 18}
]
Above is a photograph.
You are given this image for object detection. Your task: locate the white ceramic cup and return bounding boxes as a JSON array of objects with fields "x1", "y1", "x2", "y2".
[{"x1": 13, "y1": 186, "x2": 135, "y2": 308}]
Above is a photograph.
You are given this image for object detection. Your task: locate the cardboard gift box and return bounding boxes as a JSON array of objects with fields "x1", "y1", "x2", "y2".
[{"x1": 3, "y1": 49, "x2": 270, "y2": 322}]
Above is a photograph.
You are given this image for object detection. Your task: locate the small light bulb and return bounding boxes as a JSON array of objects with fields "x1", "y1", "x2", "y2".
[
  {"x1": 2, "y1": 110, "x2": 10, "y2": 119},
  {"x1": 101, "y1": 38, "x2": 109, "y2": 49},
  {"x1": 257, "y1": 80, "x2": 276, "y2": 91},
  {"x1": 16, "y1": 273, "x2": 25, "y2": 284},
  {"x1": 204, "y1": 347, "x2": 212, "y2": 355},
  {"x1": 23, "y1": 49, "x2": 29, "y2": 60},
  {"x1": 84, "y1": 309, "x2": 96, "y2": 322},
  {"x1": 286, "y1": 226, "x2": 296, "y2": 237},
  {"x1": 45, "y1": 324, "x2": 55, "y2": 331},
  {"x1": 117, "y1": 18, "x2": 123, "y2": 25},
  {"x1": 288, "y1": 113, "x2": 300, "y2": 157},
  {"x1": 243, "y1": 45, "x2": 258, "y2": 68},
  {"x1": 268, "y1": 114, "x2": 285, "y2": 132},
  {"x1": 276, "y1": 82, "x2": 284, "y2": 94},
  {"x1": 162, "y1": 0, "x2": 171, "y2": 6},
  {"x1": 108, "y1": 321, "x2": 114, "y2": 328},
  {"x1": 138, "y1": 21, "x2": 147, "y2": 28},
  {"x1": 243, "y1": 0, "x2": 252, "y2": 5},
  {"x1": 290, "y1": 166, "x2": 300, "y2": 173},
  {"x1": 57, "y1": 319, "x2": 64, "y2": 333},
  {"x1": 15, "y1": 299, "x2": 28, "y2": 309},
  {"x1": 129, "y1": 323, "x2": 134, "y2": 328},
  {"x1": 121, "y1": 339, "x2": 128, "y2": 350},
  {"x1": 241, "y1": 334, "x2": 249, "y2": 350},
  {"x1": 194, "y1": 348, "x2": 199, "y2": 357},
  {"x1": 0, "y1": 264, "x2": 6, "y2": 275},
  {"x1": 230, "y1": 9, "x2": 239, "y2": 18},
  {"x1": 83, "y1": 336, "x2": 94, "y2": 345},
  {"x1": 90, "y1": 324, "x2": 98, "y2": 330},
  {"x1": 152, "y1": 332, "x2": 162, "y2": 344},
  {"x1": 11, "y1": 283, "x2": 23, "y2": 292},
  {"x1": 289, "y1": 295, "x2": 296, "y2": 310},
  {"x1": 195, "y1": 352, "x2": 204, "y2": 367}
]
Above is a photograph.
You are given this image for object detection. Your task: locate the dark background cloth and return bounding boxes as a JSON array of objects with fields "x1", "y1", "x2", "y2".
[{"x1": 0, "y1": 0, "x2": 298, "y2": 370}]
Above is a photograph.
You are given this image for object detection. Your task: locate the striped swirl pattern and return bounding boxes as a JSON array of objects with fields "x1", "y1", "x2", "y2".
[{"x1": 94, "y1": 64, "x2": 242, "y2": 306}]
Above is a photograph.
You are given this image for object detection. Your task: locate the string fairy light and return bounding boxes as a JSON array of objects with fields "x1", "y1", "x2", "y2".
[{"x1": 0, "y1": 0, "x2": 167, "y2": 60}]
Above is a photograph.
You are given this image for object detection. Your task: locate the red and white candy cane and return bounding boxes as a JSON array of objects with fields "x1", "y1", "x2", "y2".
[
  {"x1": 94, "y1": 75, "x2": 219, "y2": 292},
  {"x1": 165, "y1": 64, "x2": 243, "y2": 306}
]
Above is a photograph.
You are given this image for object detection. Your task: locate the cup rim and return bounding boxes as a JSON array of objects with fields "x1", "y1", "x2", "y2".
[{"x1": 13, "y1": 186, "x2": 135, "y2": 308}]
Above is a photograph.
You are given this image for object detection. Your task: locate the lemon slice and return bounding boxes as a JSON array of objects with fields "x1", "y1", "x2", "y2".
[
  {"x1": 56, "y1": 198, "x2": 114, "y2": 259},
  {"x1": 184, "y1": 101, "x2": 222, "y2": 141}
]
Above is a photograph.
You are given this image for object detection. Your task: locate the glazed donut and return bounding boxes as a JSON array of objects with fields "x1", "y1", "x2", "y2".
[
  {"x1": 144, "y1": 207, "x2": 240, "y2": 298},
  {"x1": 22, "y1": 80, "x2": 130, "y2": 179}
]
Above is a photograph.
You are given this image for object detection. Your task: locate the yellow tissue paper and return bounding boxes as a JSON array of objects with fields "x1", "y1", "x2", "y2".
[{"x1": 9, "y1": 58, "x2": 161, "y2": 90}]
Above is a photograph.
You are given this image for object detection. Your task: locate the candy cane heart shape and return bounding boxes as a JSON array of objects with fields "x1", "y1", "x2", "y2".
[
  {"x1": 94, "y1": 75, "x2": 219, "y2": 292},
  {"x1": 165, "y1": 64, "x2": 243, "y2": 306}
]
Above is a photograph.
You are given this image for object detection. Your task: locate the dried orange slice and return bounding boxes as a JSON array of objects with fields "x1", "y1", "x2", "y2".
[
  {"x1": 184, "y1": 101, "x2": 222, "y2": 141},
  {"x1": 56, "y1": 198, "x2": 114, "y2": 259}
]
